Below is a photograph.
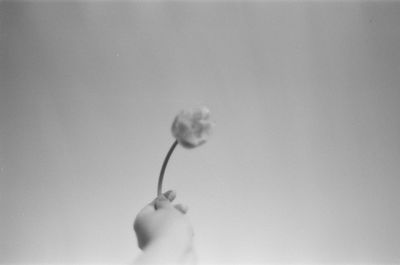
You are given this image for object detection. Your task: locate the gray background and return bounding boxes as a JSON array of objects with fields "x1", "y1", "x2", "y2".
[{"x1": 1, "y1": 1, "x2": 400, "y2": 264}]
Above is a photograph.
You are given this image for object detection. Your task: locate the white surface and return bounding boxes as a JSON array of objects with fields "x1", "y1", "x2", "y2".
[{"x1": 1, "y1": 2, "x2": 400, "y2": 264}]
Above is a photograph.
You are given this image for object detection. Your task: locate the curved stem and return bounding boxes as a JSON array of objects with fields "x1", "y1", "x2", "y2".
[{"x1": 157, "y1": 140, "x2": 178, "y2": 197}]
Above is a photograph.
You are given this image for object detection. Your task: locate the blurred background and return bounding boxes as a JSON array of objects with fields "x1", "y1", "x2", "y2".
[{"x1": 1, "y1": 1, "x2": 400, "y2": 264}]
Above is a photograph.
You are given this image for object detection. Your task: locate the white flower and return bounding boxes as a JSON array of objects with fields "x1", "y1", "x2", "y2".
[{"x1": 171, "y1": 106, "x2": 213, "y2": 148}]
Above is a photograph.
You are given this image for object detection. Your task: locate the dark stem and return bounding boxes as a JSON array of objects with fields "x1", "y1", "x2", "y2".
[{"x1": 157, "y1": 140, "x2": 179, "y2": 197}]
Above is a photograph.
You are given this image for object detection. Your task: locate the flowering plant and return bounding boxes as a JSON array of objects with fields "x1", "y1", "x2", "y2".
[{"x1": 157, "y1": 107, "x2": 213, "y2": 196}]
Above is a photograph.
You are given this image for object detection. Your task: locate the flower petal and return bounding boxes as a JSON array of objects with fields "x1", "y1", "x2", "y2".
[{"x1": 171, "y1": 107, "x2": 213, "y2": 148}]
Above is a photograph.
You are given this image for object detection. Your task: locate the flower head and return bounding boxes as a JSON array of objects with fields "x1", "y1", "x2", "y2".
[{"x1": 171, "y1": 106, "x2": 213, "y2": 148}]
